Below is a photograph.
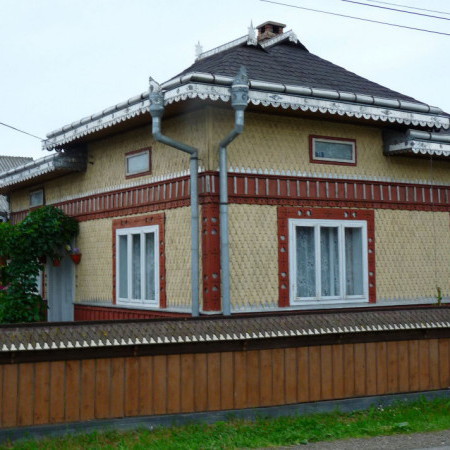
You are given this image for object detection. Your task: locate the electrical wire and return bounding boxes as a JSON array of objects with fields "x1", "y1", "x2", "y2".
[
  {"x1": 364, "y1": 0, "x2": 450, "y2": 16},
  {"x1": 0, "y1": 121, "x2": 43, "y2": 140},
  {"x1": 260, "y1": 0, "x2": 450, "y2": 36},
  {"x1": 342, "y1": 0, "x2": 450, "y2": 21}
]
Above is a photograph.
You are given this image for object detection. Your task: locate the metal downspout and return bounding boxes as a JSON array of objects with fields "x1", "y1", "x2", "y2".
[
  {"x1": 219, "y1": 67, "x2": 249, "y2": 316},
  {"x1": 149, "y1": 79, "x2": 200, "y2": 317}
]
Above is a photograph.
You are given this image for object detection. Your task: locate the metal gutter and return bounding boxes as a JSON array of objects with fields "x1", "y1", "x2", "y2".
[
  {"x1": 218, "y1": 67, "x2": 249, "y2": 316},
  {"x1": 148, "y1": 78, "x2": 200, "y2": 317}
]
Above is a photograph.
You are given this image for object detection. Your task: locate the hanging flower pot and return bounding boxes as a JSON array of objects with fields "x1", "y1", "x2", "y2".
[
  {"x1": 52, "y1": 258, "x2": 61, "y2": 267},
  {"x1": 70, "y1": 253, "x2": 82, "y2": 265}
]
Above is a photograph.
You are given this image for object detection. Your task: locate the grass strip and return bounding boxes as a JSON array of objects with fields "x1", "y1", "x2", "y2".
[{"x1": 2, "y1": 397, "x2": 450, "y2": 449}]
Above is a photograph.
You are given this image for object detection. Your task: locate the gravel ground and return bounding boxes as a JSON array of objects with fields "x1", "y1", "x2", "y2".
[{"x1": 265, "y1": 429, "x2": 450, "y2": 450}]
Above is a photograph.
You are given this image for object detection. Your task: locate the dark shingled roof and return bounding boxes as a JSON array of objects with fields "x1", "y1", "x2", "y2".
[
  {"x1": 1, "y1": 307, "x2": 449, "y2": 352},
  {"x1": 176, "y1": 40, "x2": 423, "y2": 104}
]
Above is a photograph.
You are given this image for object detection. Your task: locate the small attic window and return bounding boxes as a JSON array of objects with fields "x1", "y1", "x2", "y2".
[
  {"x1": 30, "y1": 188, "x2": 44, "y2": 207},
  {"x1": 272, "y1": 25, "x2": 280, "y2": 34},
  {"x1": 310, "y1": 136, "x2": 356, "y2": 166},
  {"x1": 125, "y1": 148, "x2": 151, "y2": 178}
]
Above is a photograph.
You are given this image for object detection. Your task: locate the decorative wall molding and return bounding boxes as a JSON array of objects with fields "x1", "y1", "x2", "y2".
[{"x1": 10, "y1": 171, "x2": 450, "y2": 224}]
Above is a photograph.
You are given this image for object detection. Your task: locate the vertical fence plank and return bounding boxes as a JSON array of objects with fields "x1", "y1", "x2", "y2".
[
  {"x1": 285, "y1": 347, "x2": 297, "y2": 404},
  {"x1": 365, "y1": 343, "x2": 377, "y2": 396},
  {"x1": 332, "y1": 345, "x2": 344, "y2": 399},
  {"x1": 95, "y1": 359, "x2": 111, "y2": 419},
  {"x1": 419, "y1": 340, "x2": 430, "y2": 391},
  {"x1": 124, "y1": 357, "x2": 139, "y2": 417},
  {"x1": 153, "y1": 355, "x2": 167, "y2": 415},
  {"x1": 272, "y1": 349, "x2": 285, "y2": 405},
  {"x1": 207, "y1": 353, "x2": 221, "y2": 411},
  {"x1": 260, "y1": 349, "x2": 273, "y2": 406},
  {"x1": 439, "y1": 339, "x2": 450, "y2": 388},
  {"x1": 18, "y1": 364, "x2": 34, "y2": 426},
  {"x1": 376, "y1": 342, "x2": 387, "y2": 395},
  {"x1": 2, "y1": 365, "x2": 18, "y2": 427},
  {"x1": 246, "y1": 351, "x2": 260, "y2": 408},
  {"x1": 297, "y1": 347, "x2": 309, "y2": 403},
  {"x1": 80, "y1": 359, "x2": 95, "y2": 421},
  {"x1": 309, "y1": 346, "x2": 322, "y2": 401},
  {"x1": 110, "y1": 358, "x2": 125, "y2": 418},
  {"x1": 181, "y1": 354, "x2": 195, "y2": 413},
  {"x1": 387, "y1": 341, "x2": 399, "y2": 393},
  {"x1": 320, "y1": 346, "x2": 333, "y2": 400},
  {"x1": 138, "y1": 356, "x2": 153, "y2": 416},
  {"x1": 49, "y1": 361, "x2": 65, "y2": 424},
  {"x1": 0, "y1": 365, "x2": 3, "y2": 427},
  {"x1": 429, "y1": 339, "x2": 440, "y2": 389},
  {"x1": 220, "y1": 352, "x2": 234, "y2": 410},
  {"x1": 167, "y1": 355, "x2": 181, "y2": 414},
  {"x1": 408, "y1": 340, "x2": 419, "y2": 392},
  {"x1": 397, "y1": 341, "x2": 409, "y2": 393},
  {"x1": 234, "y1": 351, "x2": 247, "y2": 409},
  {"x1": 343, "y1": 344, "x2": 355, "y2": 398},
  {"x1": 354, "y1": 343, "x2": 366, "y2": 396},
  {"x1": 194, "y1": 353, "x2": 208, "y2": 412},
  {"x1": 65, "y1": 360, "x2": 81, "y2": 423}
]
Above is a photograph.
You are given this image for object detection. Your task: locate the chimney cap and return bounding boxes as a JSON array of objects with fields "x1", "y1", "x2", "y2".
[{"x1": 256, "y1": 21, "x2": 286, "y2": 29}]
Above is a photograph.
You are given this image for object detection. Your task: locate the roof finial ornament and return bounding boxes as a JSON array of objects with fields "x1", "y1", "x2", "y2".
[
  {"x1": 195, "y1": 41, "x2": 203, "y2": 60},
  {"x1": 247, "y1": 20, "x2": 257, "y2": 46}
]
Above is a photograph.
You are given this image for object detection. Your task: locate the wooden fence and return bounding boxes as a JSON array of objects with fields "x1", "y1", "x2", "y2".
[{"x1": 1, "y1": 336, "x2": 449, "y2": 429}]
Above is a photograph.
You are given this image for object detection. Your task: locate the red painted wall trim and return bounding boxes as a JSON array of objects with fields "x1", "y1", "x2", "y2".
[
  {"x1": 10, "y1": 171, "x2": 450, "y2": 225},
  {"x1": 201, "y1": 203, "x2": 221, "y2": 312},
  {"x1": 277, "y1": 207, "x2": 376, "y2": 307},
  {"x1": 309, "y1": 135, "x2": 357, "y2": 166},
  {"x1": 74, "y1": 304, "x2": 188, "y2": 321},
  {"x1": 112, "y1": 212, "x2": 166, "y2": 308}
]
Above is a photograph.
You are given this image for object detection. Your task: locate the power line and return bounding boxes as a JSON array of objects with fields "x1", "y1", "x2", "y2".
[
  {"x1": 0, "y1": 121, "x2": 43, "y2": 141},
  {"x1": 342, "y1": 0, "x2": 450, "y2": 21},
  {"x1": 260, "y1": 0, "x2": 450, "y2": 36},
  {"x1": 364, "y1": 0, "x2": 450, "y2": 16}
]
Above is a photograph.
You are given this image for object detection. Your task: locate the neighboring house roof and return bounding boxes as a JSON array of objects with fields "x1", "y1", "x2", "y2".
[{"x1": 0, "y1": 156, "x2": 33, "y2": 217}]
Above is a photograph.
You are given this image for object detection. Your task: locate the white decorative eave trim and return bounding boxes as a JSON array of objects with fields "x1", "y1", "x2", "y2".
[
  {"x1": 0, "y1": 152, "x2": 87, "y2": 193},
  {"x1": 387, "y1": 140, "x2": 450, "y2": 157},
  {"x1": 43, "y1": 77, "x2": 449, "y2": 150}
]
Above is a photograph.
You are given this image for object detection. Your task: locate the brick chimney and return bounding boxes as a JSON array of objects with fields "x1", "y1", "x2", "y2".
[{"x1": 256, "y1": 21, "x2": 286, "y2": 41}]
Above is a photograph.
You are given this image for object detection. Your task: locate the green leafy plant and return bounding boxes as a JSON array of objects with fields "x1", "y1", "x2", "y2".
[
  {"x1": 436, "y1": 287, "x2": 443, "y2": 307},
  {"x1": 0, "y1": 206, "x2": 79, "y2": 323}
]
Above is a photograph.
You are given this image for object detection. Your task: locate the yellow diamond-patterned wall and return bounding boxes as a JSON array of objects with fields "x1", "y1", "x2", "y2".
[
  {"x1": 375, "y1": 209, "x2": 450, "y2": 300},
  {"x1": 210, "y1": 109, "x2": 450, "y2": 185},
  {"x1": 10, "y1": 110, "x2": 208, "y2": 212},
  {"x1": 74, "y1": 207, "x2": 193, "y2": 309}
]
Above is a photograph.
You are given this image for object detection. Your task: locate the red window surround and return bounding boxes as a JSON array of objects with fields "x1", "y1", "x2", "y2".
[
  {"x1": 309, "y1": 135, "x2": 357, "y2": 167},
  {"x1": 277, "y1": 206, "x2": 376, "y2": 307},
  {"x1": 112, "y1": 212, "x2": 166, "y2": 308}
]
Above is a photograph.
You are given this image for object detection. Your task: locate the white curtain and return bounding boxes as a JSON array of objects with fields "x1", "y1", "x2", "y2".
[
  {"x1": 320, "y1": 227, "x2": 340, "y2": 297},
  {"x1": 145, "y1": 233, "x2": 155, "y2": 301},
  {"x1": 132, "y1": 234, "x2": 141, "y2": 299},
  {"x1": 119, "y1": 235, "x2": 128, "y2": 298},
  {"x1": 296, "y1": 226, "x2": 315, "y2": 298},
  {"x1": 345, "y1": 228, "x2": 363, "y2": 295}
]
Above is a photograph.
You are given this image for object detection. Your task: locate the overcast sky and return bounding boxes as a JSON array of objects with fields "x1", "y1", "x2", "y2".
[{"x1": 1, "y1": 0, "x2": 449, "y2": 159}]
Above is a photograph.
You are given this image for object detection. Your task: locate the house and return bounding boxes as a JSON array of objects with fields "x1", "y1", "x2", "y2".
[
  {"x1": 0, "y1": 156, "x2": 32, "y2": 222},
  {"x1": 0, "y1": 21, "x2": 449, "y2": 322}
]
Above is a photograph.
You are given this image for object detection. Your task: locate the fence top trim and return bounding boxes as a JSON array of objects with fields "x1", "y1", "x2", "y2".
[{"x1": 1, "y1": 307, "x2": 449, "y2": 353}]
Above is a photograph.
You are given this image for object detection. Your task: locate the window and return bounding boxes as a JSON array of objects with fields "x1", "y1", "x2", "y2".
[
  {"x1": 29, "y1": 189, "x2": 44, "y2": 207},
  {"x1": 289, "y1": 218, "x2": 368, "y2": 304},
  {"x1": 125, "y1": 148, "x2": 151, "y2": 177},
  {"x1": 116, "y1": 225, "x2": 159, "y2": 307},
  {"x1": 310, "y1": 136, "x2": 356, "y2": 165}
]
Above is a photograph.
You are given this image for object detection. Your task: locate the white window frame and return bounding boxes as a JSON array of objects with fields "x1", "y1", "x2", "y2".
[
  {"x1": 312, "y1": 137, "x2": 356, "y2": 164},
  {"x1": 125, "y1": 149, "x2": 150, "y2": 176},
  {"x1": 29, "y1": 188, "x2": 44, "y2": 207},
  {"x1": 289, "y1": 218, "x2": 368, "y2": 305},
  {"x1": 116, "y1": 224, "x2": 159, "y2": 307}
]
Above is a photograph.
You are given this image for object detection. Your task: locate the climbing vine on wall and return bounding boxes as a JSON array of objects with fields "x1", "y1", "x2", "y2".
[{"x1": 0, "y1": 206, "x2": 79, "y2": 323}]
